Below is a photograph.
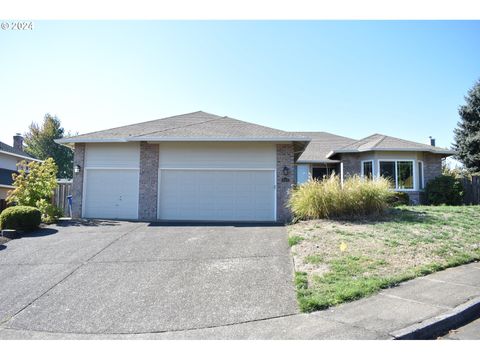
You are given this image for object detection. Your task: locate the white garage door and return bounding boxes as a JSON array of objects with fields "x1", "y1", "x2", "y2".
[
  {"x1": 83, "y1": 143, "x2": 140, "y2": 219},
  {"x1": 158, "y1": 169, "x2": 275, "y2": 221},
  {"x1": 84, "y1": 169, "x2": 139, "y2": 219}
]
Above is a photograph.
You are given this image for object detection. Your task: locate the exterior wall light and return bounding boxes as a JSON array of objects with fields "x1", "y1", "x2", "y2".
[
  {"x1": 283, "y1": 166, "x2": 289, "y2": 176},
  {"x1": 74, "y1": 165, "x2": 81, "y2": 174}
]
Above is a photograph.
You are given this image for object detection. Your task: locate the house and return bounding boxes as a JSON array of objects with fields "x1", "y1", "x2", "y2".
[
  {"x1": 56, "y1": 111, "x2": 455, "y2": 222},
  {"x1": 0, "y1": 134, "x2": 40, "y2": 210}
]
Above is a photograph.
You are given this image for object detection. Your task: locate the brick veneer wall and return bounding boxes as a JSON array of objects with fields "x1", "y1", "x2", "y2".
[
  {"x1": 138, "y1": 142, "x2": 159, "y2": 221},
  {"x1": 339, "y1": 154, "x2": 361, "y2": 178},
  {"x1": 71, "y1": 143, "x2": 85, "y2": 218},
  {"x1": 423, "y1": 153, "x2": 443, "y2": 186},
  {"x1": 276, "y1": 144, "x2": 295, "y2": 223}
]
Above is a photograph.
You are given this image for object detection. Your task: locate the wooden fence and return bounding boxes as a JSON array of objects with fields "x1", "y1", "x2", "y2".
[
  {"x1": 53, "y1": 180, "x2": 72, "y2": 217},
  {"x1": 461, "y1": 176, "x2": 480, "y2": 205}
]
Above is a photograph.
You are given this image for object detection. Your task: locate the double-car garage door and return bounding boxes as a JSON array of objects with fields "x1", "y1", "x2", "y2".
[{"x1": 83, "y1": 143, "x2": 276, "y2": 221}]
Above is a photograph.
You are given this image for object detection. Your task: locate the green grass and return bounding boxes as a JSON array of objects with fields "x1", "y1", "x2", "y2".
[
  {"x1": 288, "y1": 235, "x2": 304, "y2": 247},
  {"x1": 290, "y1": 205, "x2": 480, "y2": 312},
  {"x1": 304, "y1": 254, "x2": 324, "y2": 264}
]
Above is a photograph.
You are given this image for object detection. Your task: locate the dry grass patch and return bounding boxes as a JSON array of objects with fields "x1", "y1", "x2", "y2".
[{"x1": 288, "y1": 205, "x2": 480, "y2": 312}]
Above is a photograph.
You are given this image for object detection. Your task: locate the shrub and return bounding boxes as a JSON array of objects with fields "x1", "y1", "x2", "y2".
[
  {"x1": 36, "y1": 199, "x2": 64, "y2": 224},
  {"x1": 387, "y1": 191, "x2": 410, "y2": 206},
  {"x1": 7, "y1": 158, "x2": 62, "y2": 223},
  {"x1": 0, "y1": 206, "x2": 41, "y2": 231},
  {"x1": 288, "y1": 175, "x2": 393, "y2": 220},
  {"x1": 424, "y1": 175, "x2": 464, "y2": 205}
]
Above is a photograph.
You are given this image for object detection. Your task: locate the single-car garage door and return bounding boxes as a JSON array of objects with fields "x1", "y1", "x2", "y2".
[
  {"x1": 158, "y1": 169, "x2": 275, "y2": 221},
  {"x1": 84, "y1": 169, "x2": 139, "y2": 219},
  {"x1": 83, "y1": 143, "x2": 140, "y2": 220}
]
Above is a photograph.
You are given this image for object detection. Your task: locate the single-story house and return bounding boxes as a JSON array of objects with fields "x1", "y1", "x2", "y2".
[
  {"x1": 57, "y1": 111, "x2": 455, "y2": 223},
  {"x1": 0, "y1": 134, "x2": 40, "y2": 210}
]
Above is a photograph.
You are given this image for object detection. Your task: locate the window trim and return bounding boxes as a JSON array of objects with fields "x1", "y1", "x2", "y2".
[
  {"x1": 418, "y1": 160, "x2": 424, "y2": 190},
  {"x1": 377, "y1": 159, "x2": 417, "y2": 191},
  {"x1": 361, "y1": 160, "x2": 374, "y2": 179}
]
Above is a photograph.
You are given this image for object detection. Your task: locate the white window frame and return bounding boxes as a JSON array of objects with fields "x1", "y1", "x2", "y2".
[
  {"x1": 418, "y1": 160, "x2": 424, "y2": 190},
  {"x1": 361, "y1": 160, "x2": 375, "y2": 179},
  {"x1": 377, "y1": 159, "x2": 417, "y2": 191}
]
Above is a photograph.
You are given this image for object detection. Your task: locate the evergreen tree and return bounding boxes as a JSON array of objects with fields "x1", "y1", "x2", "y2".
[
  {"x1": 24, "y1": 114, "x2": 74, "y2": 179},
  {"x1": 453, "y1": 79, "x2": 480, "y2": 173}
]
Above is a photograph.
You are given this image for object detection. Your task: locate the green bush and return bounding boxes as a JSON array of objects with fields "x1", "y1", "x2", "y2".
[
  {"x1": 0, "y1": 206, "x2": 41, "y2": 231},
  {"x1": 36, "y1": 199, "x2": 64, "y2": 224},
  {"x1": 288, "y1": 175, "x2": 393, "y2": 220},
  {"x1": 424, "y1": 175, "x2": 464, "y2": 205},
  {"x1": 387, "y1": 191, "x2": 410, "y2": 206}
]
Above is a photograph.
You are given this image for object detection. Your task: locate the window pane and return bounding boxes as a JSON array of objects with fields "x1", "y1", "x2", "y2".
[
  {"x1": 397, "y1": 161, "x2": 414, "y2": 189},
  {"x1": 379, "y1": 161, "x2": 396, "y2": 187},
  {"x1": 312, "y1": 167, "x2": 328, "y2": 180},
  {"x1": 418, "y1": 162, "x2": 424, "y2": 190},
  {"x1": 363, "y1": 161, "x2": 373, "y2": 179}
]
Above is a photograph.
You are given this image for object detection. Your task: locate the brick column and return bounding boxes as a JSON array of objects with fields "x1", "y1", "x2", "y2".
[
  {"x1": 276, "y1": 144, "x2": 295, "y2": 223},
  {"x1": 423, "y1": 153, "x2": 443, "y2": 185},
  {"x1": 71, "y1": 143, "x2": 85, "y2": 219},
  {"x1": 138, "y1": 142, "x2": 159, "y2": 221}
]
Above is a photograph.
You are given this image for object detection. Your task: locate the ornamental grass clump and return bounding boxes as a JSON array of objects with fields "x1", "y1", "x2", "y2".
[{"x1": 288, "y1": 175, "x2": 393, "y2": 220}]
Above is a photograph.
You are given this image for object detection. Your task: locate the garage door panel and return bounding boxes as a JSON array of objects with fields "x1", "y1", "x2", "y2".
[
  {"x1": 158, "y1": 170, "x2": 275, "y2": 221},
  {"x1": 84, "y1": 169, "x2": 139, "y2": 219}
]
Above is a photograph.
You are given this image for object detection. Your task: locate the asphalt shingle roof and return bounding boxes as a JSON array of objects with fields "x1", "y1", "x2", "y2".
[
  {"x1": 328, "y1": 133, "x2": 455, "y2": 157},
  {"x1": 0, "y1": 141, "x2": 35, "y2": 159},
  {"x1": 295, "y1": 132, "x2": 357, "y2": 163},
  {"x1": 58, "y1": 111, "x2": 308, "y2": 142}
]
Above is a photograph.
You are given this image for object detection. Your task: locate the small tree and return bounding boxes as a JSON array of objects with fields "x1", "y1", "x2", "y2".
[
  {"x1": 7, "y1": 158, "x2": 62, "y2": 223},
  {"x1": 24, "y1": 114, "x2": 74, "y2": 179},
  {"x1": 453, "y1": 79, "x2": 480, "y2": 173}
]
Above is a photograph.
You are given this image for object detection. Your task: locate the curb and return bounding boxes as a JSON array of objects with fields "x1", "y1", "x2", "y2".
[{"x1": 390, "y1": 296, "x2": 480, "y2": 340}]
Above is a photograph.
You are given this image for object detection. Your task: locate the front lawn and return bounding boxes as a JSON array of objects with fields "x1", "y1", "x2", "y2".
[{"x1": 288, "y1": 205, "x2": 480, "y2": 312}]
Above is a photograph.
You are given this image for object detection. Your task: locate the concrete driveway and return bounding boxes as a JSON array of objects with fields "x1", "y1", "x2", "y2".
[{"x1": 0, "y1": 221, "x2": 298, "y2": 335}]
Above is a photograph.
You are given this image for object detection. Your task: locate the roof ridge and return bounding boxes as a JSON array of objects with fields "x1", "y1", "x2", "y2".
[
  {"x1": 370, "y1": 134, "x2": 387, "y2": 147},
  {"x1": 222, "y1": 116, "x2": 293, "y2": 135},
  {"x1": 133, "y1": 116, "x2": 225, "y2": 138},
  {"x1": 69, "y1": 111, "x2": 217, "y2": 139}
]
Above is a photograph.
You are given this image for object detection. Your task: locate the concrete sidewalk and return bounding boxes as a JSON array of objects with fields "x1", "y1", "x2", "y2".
[{"x1": 1, "y1": 261, "x2": 479, "y2": 339}]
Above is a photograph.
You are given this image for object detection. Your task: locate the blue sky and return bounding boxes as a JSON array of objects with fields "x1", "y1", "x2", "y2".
[{"x1": 0, "y1": 20, "x2": 479, "y2": 148}]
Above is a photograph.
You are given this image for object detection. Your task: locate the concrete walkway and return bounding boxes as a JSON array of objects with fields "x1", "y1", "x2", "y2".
[{"x1": 1, "y1": 260, "x2": 479, "y2": 339}]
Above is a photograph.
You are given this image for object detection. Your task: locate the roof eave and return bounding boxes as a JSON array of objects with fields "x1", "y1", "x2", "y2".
[
  {"x1": 57, "y1": 137, "x2": 311, "y2": 143},
  {"x1": 0, "y1": 149, "x2": 41, "y2": 162},
  {"x1": 55, "y1": 138, "x2": 129, "y2": 144},
  {"x1": 327, "y1": 148, "x2": 456, "y2": 158},
  {"x1": 296, "y1": 159, "x2": 341, "y2": 164}
]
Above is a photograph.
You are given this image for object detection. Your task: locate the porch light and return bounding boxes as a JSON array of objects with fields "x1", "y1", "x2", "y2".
[
  {"x1": 74, "y1": 165, "x2": 81, "y2": 174},
  {"x1": 283, "y1": 166, "x2": 289, "y2": 176}
]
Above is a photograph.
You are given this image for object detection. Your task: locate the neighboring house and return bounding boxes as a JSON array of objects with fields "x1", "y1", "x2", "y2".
[
  {"x1": 0, "y1": 134, "x2": 40, "y2": 208},
  {"x1": 56, "y1": 111, "x2": 455, "y2": 222}
]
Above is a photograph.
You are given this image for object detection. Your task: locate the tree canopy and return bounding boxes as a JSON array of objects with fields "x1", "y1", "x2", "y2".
[
  {"x1": 24, "y1": 114, "x2": 74, "y2": 179},
  {"x1": 453, "y1": 79, "x2": 480, "y2": 173}
]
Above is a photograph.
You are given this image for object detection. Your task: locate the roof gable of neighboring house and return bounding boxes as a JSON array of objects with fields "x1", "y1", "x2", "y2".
[
  {"x1": 295, "y1": 132, "x2": 357, "y2": 163},
  {"x1": 326, "y1": 133, "x2": 455, "y2": 157},
  {"x1": 0, "y1": 141, "x2": 38, "y2": 160},
  {"x1": 57, "y1": 111, "x2": 309, "y2": 143}
]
